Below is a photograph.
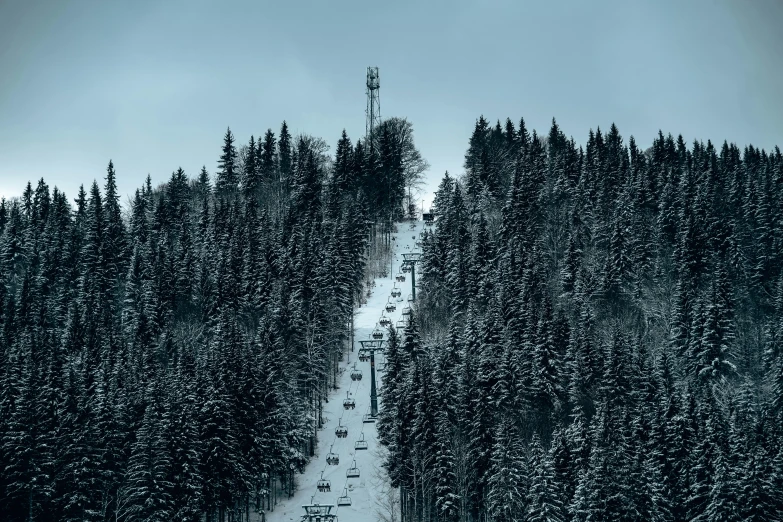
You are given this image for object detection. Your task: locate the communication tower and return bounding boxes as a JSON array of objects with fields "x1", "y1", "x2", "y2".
[{"x1": 366, "y1": 67, "x2": 381, "y2": 147}]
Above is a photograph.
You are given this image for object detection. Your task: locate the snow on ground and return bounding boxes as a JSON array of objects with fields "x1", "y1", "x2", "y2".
[{"x1": 262, "y1": 220, "x2": 426, "y2": 522}]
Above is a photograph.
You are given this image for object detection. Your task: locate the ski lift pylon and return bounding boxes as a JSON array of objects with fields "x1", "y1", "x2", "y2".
[{"x1": 302, "y1": 503, "x2": 337, "y2": 522}]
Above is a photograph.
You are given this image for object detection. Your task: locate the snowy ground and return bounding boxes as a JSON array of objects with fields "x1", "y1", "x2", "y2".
[{"x1": 262, "y1": 219, "x2": 426, "y2": 522}]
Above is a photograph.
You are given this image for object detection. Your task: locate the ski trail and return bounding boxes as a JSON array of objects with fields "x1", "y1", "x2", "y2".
[{"x1": 263, "y1": 220, "x2": 425, "y2": 522}]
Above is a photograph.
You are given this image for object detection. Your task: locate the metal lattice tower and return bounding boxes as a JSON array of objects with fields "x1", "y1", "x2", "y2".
[{"x1": 365, "y1": 67, "x2": 381, "y2": 146}]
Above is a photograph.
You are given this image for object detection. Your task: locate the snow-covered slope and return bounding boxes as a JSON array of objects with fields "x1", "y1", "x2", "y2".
[{"x1": 262, "y1": 220, "x2": 425, "y2": 522}]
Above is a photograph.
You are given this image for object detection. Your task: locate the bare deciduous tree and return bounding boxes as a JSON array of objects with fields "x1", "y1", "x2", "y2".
[{"x1": 369, "y1": 446, "x2": 401, "y2": 522}]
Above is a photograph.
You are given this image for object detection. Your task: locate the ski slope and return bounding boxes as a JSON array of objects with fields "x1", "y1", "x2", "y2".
[{"x1": 262, "y1": 219, "x2": 425, "y2": 522}]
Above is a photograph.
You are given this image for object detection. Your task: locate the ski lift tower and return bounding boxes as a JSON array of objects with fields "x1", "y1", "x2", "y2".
[
  {"x1": 358, "y1": 338, "x2": 385, "y2": 417},
  {"x1": 401, "y1": 252, "x2": 422, "y2": 301},
  {"x1": 301, "y1": 503, "x2": 338, "y2": 522}
]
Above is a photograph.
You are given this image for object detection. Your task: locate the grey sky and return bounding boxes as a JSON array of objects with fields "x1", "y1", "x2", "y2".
[{"x1": 1, "y1": 0, "x2": 782, "y2": 209}]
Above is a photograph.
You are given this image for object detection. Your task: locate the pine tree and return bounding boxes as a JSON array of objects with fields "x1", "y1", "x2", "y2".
[
  {"x1": 103, "y1": 160, "x2": 128, "y2": 285},
  {"x1": 216, "y1": 127, "x2": 239, "y2": 194},
  {"x1": 432, "y1": 398, "x2": 459, "y2": 522},
  {"x1": 242, "y1": 135, "x2": 260, "y2": 200},
  {"x1": 485, "y1": 417, "x2": 527, "y2": 522},
  {"x1": 526, "y1": 433, "x2": 566, "y2": 522},
  {"x1": 278, "y1": 121, "x2": 293, "y2": 188},
  {"x1": 120, "y1": 385, "x2": 172, "y2": 522}
]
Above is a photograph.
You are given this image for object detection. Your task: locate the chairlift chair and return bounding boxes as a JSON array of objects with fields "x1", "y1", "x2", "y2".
[
  {"x1": 402, "y1": 306, "x2": 411, "y2": 316},
  {"x1": 358, "y1": 350, "x2": 369, "y2": 362},
  {"x1": 379, "y1": 316, "x2": 391, "y2": 327},
  {"x1": 396, "y1": 274, "x2": 406, "y2": 283},
  {"x1": 363, "y1": 414, "x2": 376, "y2": 423},
  {"x1": 355, "y1": 433, "x2": 369, "y2": 451},
  {"x1": 346, "y1": 461, "x2": 360, "y2": 478},
  {"x1": 337, "y1": 489, "x2": 352, "y2": 506},
  {"x1": 326, "y1": 446, "x2": 339, "y2": 465},
  {"x1": 407, "y1": 293, "x2": 414, "y2": 303},
  {"x1": 350, "y1": 367, "x2": 363, "y2": 381},
  {"x1": 401, "y1": 264, "x2": 411, "y2": 273},
  {"x1": 372, "y1": 327, "x2": 384, "y2": 339},
  {"x1": 385, "y1": 302, "x2": 396, "y2": 313},
  {"x1": 335, "y1": 421, "x2": 348, "y2": 438},
  {"x1": 343, "y1": 391, "x2": 355, "y2": 410},
  {"x1": 377, "y1": 361, "x2": 386, "y2": 372},
  {"x1": 391, "y1": 287, "x2": 401, "y2": 298},
  {"x1": 317, "y1": 472, "x2": 331, "y2": 492}
]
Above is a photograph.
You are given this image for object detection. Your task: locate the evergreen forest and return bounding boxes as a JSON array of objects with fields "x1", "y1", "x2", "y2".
[
  {"x1": 0, "y1": 118, "x2": 422, "y2": 521},
  {"x1": 2, "y1": 113, "x2": 782, "y2": 522},
  {"x1": 378, "y1": 117, "x2": 783, "y2": 522}
]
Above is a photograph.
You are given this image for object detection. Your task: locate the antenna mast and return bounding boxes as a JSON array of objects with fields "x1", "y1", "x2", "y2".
[{"x1": 365, "y1": 67, "x2": 381, "y2": 147}]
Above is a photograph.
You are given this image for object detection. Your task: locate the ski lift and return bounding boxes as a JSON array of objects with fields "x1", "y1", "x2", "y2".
[
  {"x1": 401, "y1": 264, "x2": 411, "y2": 273},
  {"x1": 377, "y1": 361, "x2": 386, "y2": 372},
  {"x1": 407, "y1": 293, "x2": 414, "y2": 302},
  {"x1": 363, "y1": 414, "x2": 376, "y2": 423},
  {"x1": 385, "y1": 301, "x2": 396, "y2": 313},
  {"x1": 337, "y1": 488, "x2": 352, "y2": 506},
  {"x1": 372, "y1": 327, "x2": 384, "y2": 340},
  {"x1": 355, "y1": 433, "x2": 369, "y2": 451},
  {"x1": 343, "y1": 391, "x2": 355, "y2": 410},
  {"x1": 346, "y1": 461, "x2": 360, "y2": 478},
  {"x1": 358, "y1": 350, "x2": 369, "y2": 362},
  {"x1": 379, "y1": 316, "x2": 391, "y2": 327},
  {"x1": 350, "y1": 366, "x2": 363, "y2": 381},
  {"x1": 391, "y1": 287, "x2": 401, "y2": 298},
  {"x1": 415, "y1": 241, "x2": 422, "y2": 248},
  {"x1": 396, "y1": 294, "x2": 404, "y2": 303},
  {"x1": 317, "y1": 472, "x2": 331, "y2": 492},
  {"x1": 402, "y1": 306, "x2": 411, "y2": 317},
  {"x1": 326, "y1": 446, "x2": 339, "y2": 465},
  {"x1": 396, "y1": 319, "x2": 406, "y2": 330},
  {"x1": 335, "y1": 420, "x2": 348, "y2": 438},
  {"x1": 396, "y1": 274, "x2": 406, "y2": 283}
]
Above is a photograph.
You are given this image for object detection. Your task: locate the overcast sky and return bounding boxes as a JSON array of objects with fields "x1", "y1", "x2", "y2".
[{"x1": 1, "y1": 0, "x2": 782, "y2": 209}]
